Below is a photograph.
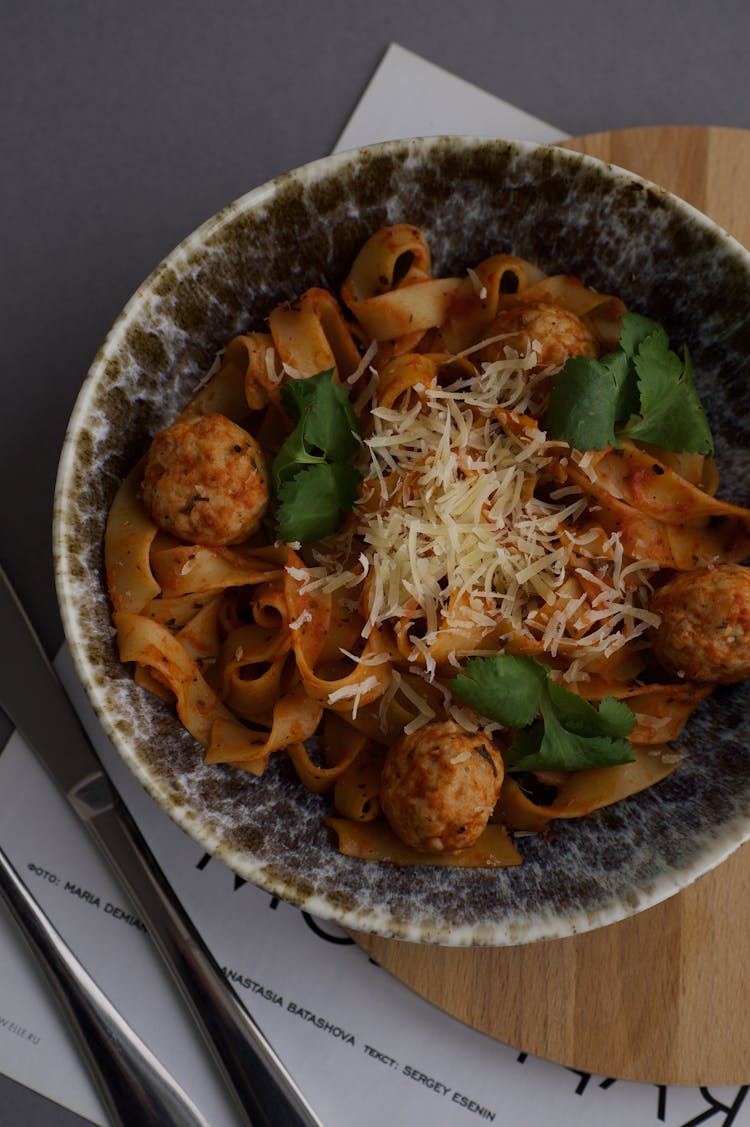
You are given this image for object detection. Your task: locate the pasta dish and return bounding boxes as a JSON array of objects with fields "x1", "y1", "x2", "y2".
[{"x1": 105, "y1": 225, "x2": 750, "y2": 868}]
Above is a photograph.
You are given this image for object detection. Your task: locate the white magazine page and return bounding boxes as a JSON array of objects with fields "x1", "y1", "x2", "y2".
[
  {"x1": 335, "y1": 43, "x2": 567, "y2": 150},
  {"x1": 0, "y1": 42, "x2": 747, "y2": 1127}
]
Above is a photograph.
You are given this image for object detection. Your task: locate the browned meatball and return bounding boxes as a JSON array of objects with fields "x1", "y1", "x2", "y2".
[
  {"x1": 142, "y1": 413, "x2": 269, "y2": 546},
  {"x1": 477, "y1": 301, "x2": 597, "y2": 370},
  {"x1": 379, "y1": 721, "x2": 504, "y2": 853},
  {"x1": 651, "y1": 564, "x2": 750, "y2": 683}
]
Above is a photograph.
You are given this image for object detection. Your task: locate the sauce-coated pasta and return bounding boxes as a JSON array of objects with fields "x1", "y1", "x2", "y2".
[{"x1": 106, "y1": 225, "x2": 750, "y2": 867}]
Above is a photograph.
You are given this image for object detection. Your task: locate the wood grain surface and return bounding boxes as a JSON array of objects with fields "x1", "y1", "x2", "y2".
[{"x1": 352, "y1": 127, "x2": 750, "y2": 1086}]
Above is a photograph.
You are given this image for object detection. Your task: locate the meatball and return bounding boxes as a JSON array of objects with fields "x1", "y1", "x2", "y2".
[
  {"x1": 477, "y1": 301, "x2": 597, "y2": 370},
  {"x1": 379, "y1": 721, "x2": 504, "y2": 853},
  {"x1": 141, "y1": 413, "x2": 269, "y2": 546},
  {"x1": 651, "y1": 564, "x2": 750, "y2": 683}
]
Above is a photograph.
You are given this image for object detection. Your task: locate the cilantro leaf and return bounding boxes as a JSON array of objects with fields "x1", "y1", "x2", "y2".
[
  {"x1": 280, "y1": 371, "x2": 331, "y2": 421},
  {"x1": 546, "y1": 347, "x2": 640, "y2": 451},
  {"x1": 450, "y1": 654, "x2": 546, "y2": 728},
  {"x1": 545, "y1": 356, "x2": 619, "y2": 449},
  {"x1": 275, "y1": 462, "x2": 362, "y2": 543},
  {"x1": 542, "y1": 312, "x2": 714, "y2": 455},
  {"x1": 607, "y1": 346, "x2": 641, "y2": 422},
  {"x1": 593, "y1": 695, "x2": 638, "y2": 736},
  {"x1": 506, "y1": 711, "x2": 634, "y2": 773},
  {"x1": 273, "y1": 426, "x2": 327, "y2": 489},
  {"x1": 274, "y1": 370, "x2": 360, "y2": 489},
  {"x1": 271, "y1": 370, "x2": 363, "y2": 542},
  {"x1": 304, "y1": 379, "x2": 359, "y2": 463},
  {"x1": 450, "y1": 653, "x2": 636, "y2": 774},
  {"x1": 622, "y1": 339, "x2": 713, "y2": 453},
  {"x1": 505, "y1": 719, "x2": 545, "y2": 762},
  {"x1": 545, "y1": 681, "x2": 635, "y2": 739},
  {"x1": 618, "y1": 312, "x2": 663, "y2": 358}
]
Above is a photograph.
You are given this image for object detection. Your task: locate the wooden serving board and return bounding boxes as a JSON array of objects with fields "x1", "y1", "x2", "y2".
[{"x1": 352, "y1": 127, "x2": 750, "y2": 1087}]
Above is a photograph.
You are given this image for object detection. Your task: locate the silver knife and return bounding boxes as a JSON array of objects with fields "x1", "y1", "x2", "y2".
[{"x1": 0, "y1": 564, "x2": 323, "y2": 1127}]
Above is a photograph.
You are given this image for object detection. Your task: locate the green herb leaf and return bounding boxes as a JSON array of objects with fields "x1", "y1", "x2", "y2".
[
  {"x1": 272, "y1": 426, "x2": 327, "y2": 489},
  {"x1": 280, "y1": 370, "x2": 330, "y2": 421},
  {"x1": 545, "y1": 681, "x2": 635, "y2": 739},
  {"x1": 450, "y1": 654, "x2": 547, "y2": 728},
  {"x1": 621, "y1": 339, "x2": 713, "y2": 453},
  {"x1": 450, "y1": 653, "x2": 636, "y2": 774},
  {"x1": 544, "y1": 355, "x2": 619, "y2": 450},
  {"x1": 271, "y1": 370, "x2": 362, "y2": 542},
  {"x1": 542, "y1": 312, "x2": 714, "y2": 455},
  {"x1": 293, "y1": 369, "x2": 358, "y2": 457},
  {"x1": 275, "y1": 462, "x2": 362, "y2": 544},
  {"x1": 506, "y1": 705, "x2": 634, "y2": 773},
  {"x1": 608, "y1": 345, "x2": 641, "y2": 423},
  {"x1": 618, "y1": 312, "x2": 662, "y2": 358}
]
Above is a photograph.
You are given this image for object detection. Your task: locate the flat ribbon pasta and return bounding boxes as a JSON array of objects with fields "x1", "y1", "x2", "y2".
[
  {"x1": 499, "y1": 747, "x2": 680, "y2": 832},
  {"x1": 572, "y1": 680, "x2": 713, "y2": 745},
  {"x1": 177, "y1": 340, "x2": 260, "y2": 422},
  {"x1": 106, "y1": 223, "x2": 748, "y2": 872},
  {"x1": 143, "y1": 592, "x2": 222, "y2": 628},
  {"x1": 326, "y1": 818, "x2": 522, "y2": 868},
  {"x1": 346, "y1": 278, "x2": 461, "y2": 342},
  {"x1": 151, "y1": 544, "x2": 285, "y2": 597},
  {"x1": 341, "y1": 223, "x2": 462, "y2": 342},
  {"x1": 439, "y1": 254, "x2": 546, "y2": 353},
  {"x1": 567, "y1": 448, "x2": 750, "y2": 569},
  {"x1": 114, "y1": 611, "x2": 236, "y2": 747},
  {"x1": 269, "y1": 288, "x2": 361, "y2": 381},
  {"x1": 341, "y1": 224, "x2": 432, "y2": 305},
  {"x1": 105, "y1": 460, "x2": 160, "y2": 613},
  {"x1": 206, "y1": 680, "x2": 323, "y2": 776},
  {"x1": 213, "y1": 622, "x2": 290, "y2": 720},
  {"x1": 187, "y1": 332, "x2": 282, "y2": 415},
  {"x1": 331, "y1": 738, "x2": 383, "y2": 820},
  {"x1": 284, "y1": 551, "x2": 393, "y2": 713}
]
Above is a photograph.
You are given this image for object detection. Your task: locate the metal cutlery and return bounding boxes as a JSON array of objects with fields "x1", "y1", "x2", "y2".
[
  {"x1": 0, "y1": 843, "x2": 209, "y2": 1126},
  {"x1": 0, "y1": 563, "x2": 322, "y2": 1127}
]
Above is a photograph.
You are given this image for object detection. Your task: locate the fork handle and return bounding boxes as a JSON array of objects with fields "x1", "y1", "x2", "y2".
[{"x1": 0, "y1": 844, "x2": 209, "y2": 1127}]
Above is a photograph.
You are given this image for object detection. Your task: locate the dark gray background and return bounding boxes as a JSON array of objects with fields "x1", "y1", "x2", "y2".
[{"x1": 1, "y1": 1, "x2": 749, "y2": 1123}]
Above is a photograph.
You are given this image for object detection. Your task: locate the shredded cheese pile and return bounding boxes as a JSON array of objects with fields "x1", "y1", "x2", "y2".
[{"x1": 299, "y1": 345, "x2": 660, "y2": 685}]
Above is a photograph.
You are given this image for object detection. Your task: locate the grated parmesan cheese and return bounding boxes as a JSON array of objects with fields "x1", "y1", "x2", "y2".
[
  {"x1": 327, "y1": 676, "x2": 380, "y2": 703},
  {"x1": 264, "y1": 347, "x2": 283, "y2": 386},
  {"x1": 327, "y1": 675, "x2": 380, "y2": 721},
  {"x1": 299, "y1": 349, "x2": 659, "y2": 681},
  {"x1": 450, "y1": 751, "x2": 472, "y2": 764},
  {"x1": 338, "y1": 648, "x2": 391, "y2": 667},
  {"x1": 346, "y1": 339, "x2": 378, "y2": 385}
]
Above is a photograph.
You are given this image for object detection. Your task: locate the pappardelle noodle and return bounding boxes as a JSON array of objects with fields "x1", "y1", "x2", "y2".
[{"x1": 106, "y1": 224, "x2": 750, "y2": 868}]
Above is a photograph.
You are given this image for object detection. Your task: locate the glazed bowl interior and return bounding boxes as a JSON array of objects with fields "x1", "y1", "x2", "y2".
[{"x1": 54, "y1": 136, "x2": 750, "y2": 945}]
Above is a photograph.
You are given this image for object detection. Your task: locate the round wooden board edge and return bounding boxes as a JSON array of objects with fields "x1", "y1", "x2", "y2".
[{"x1": 348, "y1": 125, "x2": 750, "y2": 1087}]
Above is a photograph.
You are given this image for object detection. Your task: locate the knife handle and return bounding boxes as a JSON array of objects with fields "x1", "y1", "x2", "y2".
[{"x1": 0, "y1": 844, "x2": 208, "y2": 1127}]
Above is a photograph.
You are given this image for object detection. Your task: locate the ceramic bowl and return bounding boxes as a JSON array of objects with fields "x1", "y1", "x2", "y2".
[{"x1": 54, "y1": 136, "x2": 750, "y2": 945}]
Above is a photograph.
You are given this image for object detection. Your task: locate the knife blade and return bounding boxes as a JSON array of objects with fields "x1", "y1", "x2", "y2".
[{"x1": 0, "y1": 563, "x2": 323, "y2": 1127}]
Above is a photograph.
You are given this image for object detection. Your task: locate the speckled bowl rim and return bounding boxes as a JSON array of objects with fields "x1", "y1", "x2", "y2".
[{"x1": 54, "y1": 135, "x2": 750, "y2": 946}]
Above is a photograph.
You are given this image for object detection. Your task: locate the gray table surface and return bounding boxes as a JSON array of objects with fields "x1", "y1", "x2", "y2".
[{"x1": 2, "y1": 1, "x2": 749, "y2": 1123}]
